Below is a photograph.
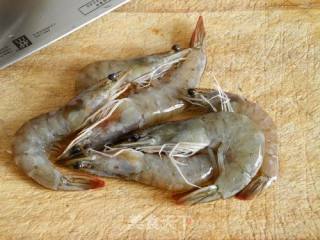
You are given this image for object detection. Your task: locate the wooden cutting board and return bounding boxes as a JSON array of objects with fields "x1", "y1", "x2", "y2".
[{"x1": 0, "y1": 1, "x2": 319, "y2": 239}]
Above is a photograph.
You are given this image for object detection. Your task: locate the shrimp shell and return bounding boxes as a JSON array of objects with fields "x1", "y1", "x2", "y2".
[
  {"x1": 63, "y1": 148, "x2": 216, "y2": 192},
  {"x1": 184, "y1": 88, "x2": 279, "y2": 199},
  {"x1": 13, "y1": 79, "x2": 122, "y2": 190}
]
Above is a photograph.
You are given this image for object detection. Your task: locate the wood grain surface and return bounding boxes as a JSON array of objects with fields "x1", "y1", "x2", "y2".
[{"x1": 0, "y1": 1, "x2": 320, "y2": 239}]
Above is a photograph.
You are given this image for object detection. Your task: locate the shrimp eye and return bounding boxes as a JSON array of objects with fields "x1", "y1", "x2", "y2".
[
  {"x1": 188, "y1": 88, "x2": 196, "y2": 97},
  {"x1": 107, "y1": 72, "x2": 119, "y2": 81},
  {"x1": 73, "y1": 162, "x2": 82, "y2": 169},
  {"x1": 172, "y1": 44, "x2": 181, "y2": 52},
  {"x1": 70, "y1": 146, "x2": 81, "y2": 156},
  {"x1": 128, "y1": 133, "x2": 140, "y2": 142}
]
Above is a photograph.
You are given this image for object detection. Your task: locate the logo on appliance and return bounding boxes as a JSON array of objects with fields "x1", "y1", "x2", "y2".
[{"x1": 12, "y1": 35, "x2": 32, "y2": 50}]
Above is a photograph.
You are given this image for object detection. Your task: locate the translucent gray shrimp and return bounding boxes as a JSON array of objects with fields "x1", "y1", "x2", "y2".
[
  {"x1": 76, "y1": 45, "x2": 185, "y2": 94},
  {"x1": 12, "y1": 45, "x2": 189, "y2": 191},
  {"x1": 62, "y1": 148, "x2": 216, "y2": 193},
  {"x1": 60, "y1": 16, "x2": 207, "y2": 160},
  {"x1": 13, "y1": 78, "x2": 123, "y2": 190},
  {"x1": 66, "y1": 112, "x2": 264, "y2": 204},
  {"x1": 182, "y1": 89, "x2": 278, "y2": 199}
]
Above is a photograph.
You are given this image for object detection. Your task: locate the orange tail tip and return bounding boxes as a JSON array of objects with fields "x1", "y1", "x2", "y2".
[
  {"x1": 190, "y1": 16, "x2": 206, "y2": 48},
  {"x1": 60, "y1": 175, "x2": 105, "y2": 190},
  {"x1": 171, "y1": 192, "x2": 193, "y2": 205},
  {"x1": 90, "y1": 178, "x2": 105, "y2": 189}
]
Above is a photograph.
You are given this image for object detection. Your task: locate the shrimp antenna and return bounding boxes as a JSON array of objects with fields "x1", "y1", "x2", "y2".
[
  {"x1": 133, "y1": 142, "x2": 207, "y2": 156},
  {"x1": 155, "y1": 142, "x2": 208, "y2": 189},
  {"x1": 136, "y1": 51, "x2": 189, "y2": 88},
  {"x1": 58, "y1": 71, "x2": 132, "y2": 159},
  {"x1": 211, "y1": 72, "x2": 234, "y2": 112},
  {"x1": 167, "y1": 143, "x2": 201, "y2": 189}
]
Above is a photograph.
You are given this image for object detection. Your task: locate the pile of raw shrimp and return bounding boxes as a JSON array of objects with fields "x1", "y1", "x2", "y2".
[{"x1": 13, "y1": 17, "x2": 278, "y2": 205}]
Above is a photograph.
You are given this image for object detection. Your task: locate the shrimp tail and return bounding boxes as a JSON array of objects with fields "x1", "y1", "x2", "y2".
[
  {"x1": 190, "y1": 16, "x2": 206, "y2": 48},
  {"x1": 13, "y1": 140, "x2": 106, "y2": 190},
  {"x1": 14, "y1": 153, "x2": 105, "y2": 190},
  {"x1": 60, "y1": 175, "x2": 105, "y2": 190},
  {"x1": 235, "y1": 176, "x2": 275, "y2": 200}
]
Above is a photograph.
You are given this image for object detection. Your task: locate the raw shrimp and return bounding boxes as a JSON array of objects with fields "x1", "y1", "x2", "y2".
[
  {"x1": 183, "y1": 89, "x2": 278, "y2": 199},
  {"x1": 76, "y1": 45, "x2": 185, "y2": 94},
  {"x1": 13, "y1": 78, "x2": 122, "y2": 190},
  {"x1": 67, "y1": 112, "x2": 265, "y2": 204},
  {"x1": 60, "y1": 16, "x2": 207, "y2": 160},
  {"x1": 12, "y1": 45, "x2": 189, "y2": 191},
  {"x1": 62, "y1": 148, "x2": 216, "y2": 192}
]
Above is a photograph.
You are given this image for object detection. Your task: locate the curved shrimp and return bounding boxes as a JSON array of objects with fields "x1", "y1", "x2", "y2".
[
  {"x1": 60, "y1": 16, "x2": 207, "y2": 160},
  {"x1": 62, "y1": 148, "x2": 216, "y2": 192},
  {"x1": 76, "y1": 45, "x2": 184, "y2": 94},
  {"x1": 12, "y1": 45, "x2": 189, "y2": 190},
  {"x1": 183, "y1": 89, "x2": 278, "y2": 199},
  {"x1": 13, "y1": 78, "x2": 121, "y2": 190},
  {"x1": 72, "y1": 112, "x2": 264, "y2": 204}
]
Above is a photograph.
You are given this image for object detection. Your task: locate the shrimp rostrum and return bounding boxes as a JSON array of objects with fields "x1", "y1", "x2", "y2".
[{"x1": 62, "y1": 112, "x2": 265, "y2": 204}]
